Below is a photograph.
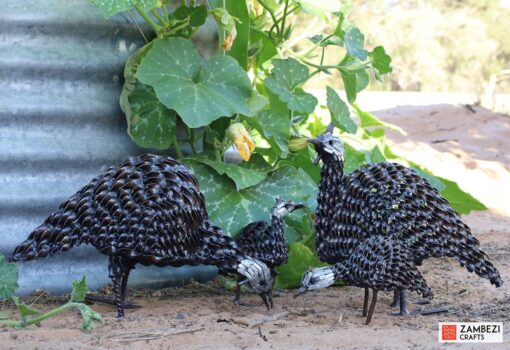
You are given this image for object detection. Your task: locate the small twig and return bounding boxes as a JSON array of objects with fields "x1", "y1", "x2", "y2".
[
  {"x1": 421, "y1": 307, "x2": 449, "y2": 316},
  {"x1": 102, "y1": 327, "x2": 204, "y2": 342}
]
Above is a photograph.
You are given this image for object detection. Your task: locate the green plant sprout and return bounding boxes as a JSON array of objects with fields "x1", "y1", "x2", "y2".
[
  {"x1": 87, "y1": 0, "x2": 486, "y2": 288},
  {"x1": 0, "y1": 255, "x2": 101, "y2": 331}
]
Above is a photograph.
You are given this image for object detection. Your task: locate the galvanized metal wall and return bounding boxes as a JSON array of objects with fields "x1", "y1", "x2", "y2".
[{"x1": 0, "y1": 0, "x2": 216, "y2": 295}]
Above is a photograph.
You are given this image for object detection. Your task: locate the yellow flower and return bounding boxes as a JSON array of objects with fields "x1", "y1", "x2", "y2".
[{"x1": 227, "y1": 123, "x2": 255, "y2": 161}]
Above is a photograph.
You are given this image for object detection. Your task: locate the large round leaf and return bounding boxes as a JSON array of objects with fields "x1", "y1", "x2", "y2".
[{"x1": 136, "y1": 38, "x2": 252, "y2": 128}]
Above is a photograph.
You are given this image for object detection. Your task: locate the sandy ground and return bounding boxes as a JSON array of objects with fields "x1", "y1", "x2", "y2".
[{"x1": 1, "y1": 104, "x2": 509, "y2": 349}]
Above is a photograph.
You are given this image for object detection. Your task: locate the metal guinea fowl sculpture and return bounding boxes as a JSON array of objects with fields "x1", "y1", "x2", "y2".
[
  {"x1": 307, "y1": 124, "x2": 503, "y2": 316},
  {"x1": 234, "y1": 198, "x2": 305, "y2": 304},
  {"x1": 12, "y1": 154, "x2": 273, "y2": 318},
  {"x1": 294, "y1": 235, "x2": 433, "y2": 325}
]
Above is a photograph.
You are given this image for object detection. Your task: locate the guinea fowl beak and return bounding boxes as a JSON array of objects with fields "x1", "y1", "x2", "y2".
[
  {"x1": 293, "y1": 286, "x2": 308, "y2": 298},
  {"x1": 307, "y1": 137, "x2": 322, "y2": 165},
  {"x1": 293, "y1": 203, "x2": 306, "y2": 210},
  {"x1": 259, "y1": 292, "x2": 273, "y2": 310}
]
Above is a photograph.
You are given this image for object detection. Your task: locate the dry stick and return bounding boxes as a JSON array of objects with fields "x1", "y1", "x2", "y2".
[{"x1": 102, "y1": 327, "x2": 204, "y2": 342}]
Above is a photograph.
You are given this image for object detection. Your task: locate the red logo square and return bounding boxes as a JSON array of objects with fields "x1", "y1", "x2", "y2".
[{"x1": 442, "y1": 325, "x2": 457, "y2": 341}]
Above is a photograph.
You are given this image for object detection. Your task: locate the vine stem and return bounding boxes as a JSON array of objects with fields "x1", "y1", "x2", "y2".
[
  {"x1": 257, "y1": 0, "x2": 280, "y2": 38},
  {"x1": 134, "y1": 4, "x2": 161, "y2": 34},
  {"x1": 151, "y1": 9, "x2": 168, "y2": 26},
  {"x1": 0, "y1": 303, "x2": 91, "y2": 328},
  {"x1": 279, "y1": 0, "x2": 290, "y2": 41},
  {"x1": 172, "y1": 135, "x2": 184, "y2": 159}
]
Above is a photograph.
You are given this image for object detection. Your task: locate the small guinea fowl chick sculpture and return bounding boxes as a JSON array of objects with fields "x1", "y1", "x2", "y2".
[
  {"x1": 234, "y1": 198, "x2": 305, "y2": 304},
  {"x1": 308, "y1": 124, "x2": 503, "y2": 316},
  {"x1": 12, "y1": 154, "x2": 273, "y2": 318},
  {"x1": 294, "y1": 235, "x2": 433, "y2": 325}
]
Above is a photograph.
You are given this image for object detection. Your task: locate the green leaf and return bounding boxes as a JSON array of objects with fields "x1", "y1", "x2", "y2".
[
  {"x1": 186, "y1": 154, "x2": 272, "y2": 190},
  {"x1": 71, "y1": 276, "x2": 88, "y2": 303},
  {"x1": 369, "y1": 46, "x2": 392, "y2": 78},
  {"x1": 0, "y1": 254, "x2": 18, "y2": 300},
  {"x1": 343, "y1": 143, "x2": 367, "y2": 174},
  {"x1": 344, "y1": 27, "x2": 367, "y2": 60},
  {"x1": 174, "y1": 4, "x2": 208, "y2": 26},
  {"x1": 264, "y1": 58, "x2": 318, "y2": 114},
  {"x1": 438, "y1": 177, "x2": 487, "y2": 214},
  {"x1": 120, "y1": 44, "x2": 176, "y2": 150},
  {"x1": 12, "y1": 297, "x2": 40, "y2": 317},
  {"x1": 274, "y1": 242, "x2": 326, "y2": 289},
  {"x1": 247, "y1": 110, "x2": 291, "y2": 157},
  {"x1": 352, "y1": 103, "x2": 406, "y2": 135},
  {"x1": 246, "y1": 91, "x2": 269, "y2": 116},
  {"x1": 339, "y1": 56, "x2": 369, "y2": 103},
  {"x1": 280, "y1": 147, "x2": 321, "y2": 183},
  {"x1": 326, "y1": 86, "x2": 357, "y2": 134},
  {"x1": 91, "y1": 0, "x2": 157, "y2": 18},
  {"x1": 188, "y1": 163, "x2": 317, "y2": 236},
  {"x1": 250, "y1": 31, "x2": 277, "y2": 65},
  {"x1": 225, "y1": 0, "x2": 250, "y2": 70},
  {"x1": 136, "y1": 38, "x2": 252, "y2": 128}
]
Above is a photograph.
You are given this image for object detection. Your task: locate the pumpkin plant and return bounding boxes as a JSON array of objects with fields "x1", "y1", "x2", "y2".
[{"x1": 91, "y1": 0, "x2": 486, "y2": 287}]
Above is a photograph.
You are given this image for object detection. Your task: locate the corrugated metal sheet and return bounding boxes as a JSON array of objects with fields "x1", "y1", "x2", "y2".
[{"x1": 0, "y1": 0, "x2": 216, "y2": 295}]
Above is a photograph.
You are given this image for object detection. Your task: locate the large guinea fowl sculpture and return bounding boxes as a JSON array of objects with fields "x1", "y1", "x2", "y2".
[
  {"x1": 295, "y1": 235, "x2": 433, "y2": 324},
  {"x1": 234, "y1": 198, "x2": 305, "y2": 305},
  {"x1": 307, "y1": 124, "x2": 503, "y2": 316},
  {"x1": 12, "y1": 154, "x2": 273, "y2": 318}
]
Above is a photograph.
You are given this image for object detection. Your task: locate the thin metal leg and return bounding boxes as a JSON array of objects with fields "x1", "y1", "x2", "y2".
[
  {"x1": 398, "y1": 288, "x2": 411, "y2": 316},
  {"x1": 233, "y1": 276, "x2": 241, "y2": 305},
  {"x1": 390, "y1": 289, "x2": 399, "y2": 307},
  {"x1": 365, "y1": 290, "x2": 378, "y2": 325},
  {"x1": 362, "y1": 287, "x2": 369, "y2": 317},
  {"x1": 108, "y1": 256, "x2": 133, "y2": 319}
]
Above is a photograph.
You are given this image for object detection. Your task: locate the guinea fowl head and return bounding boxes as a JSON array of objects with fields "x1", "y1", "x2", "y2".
[
  {"x1": 307, "y1": 123, "x2": 344, "y2": 165},
  {"x1": 293, "y1": 266, "x2": 336, "y2": 298},
  {"x1": 271, "y1": 198, "x2": 305, "y2": 218},
  {"x1": 237, "y1": 258, "x2": 274, "y2": 309}
]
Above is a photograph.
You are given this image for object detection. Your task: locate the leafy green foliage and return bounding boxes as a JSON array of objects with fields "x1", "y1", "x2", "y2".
[
  {"x1": 120, "y1": 44, "x2": 176, "y2": 149},
  {"x1": 136, "y1": 38, "x2": 252, "y2": 128},
  {"x1": 70, "y1": 276, "x2": 88, "y2": 303},
  {"x1": 0, "y1": 254, "x2": 18, "y2": 300},
  {"x1": 247, "y1": 110, "x2": 291, "y2": 157},
  {"x1": 88, "y1": 0, "x2": 488, "y2": 290},
  {"x1": 265, "y1": 58, "x2": 318, "y2": 114},
  {"x1": 187, "y1": 154, "x2": 272, "y2": 190},
  {"x1": 91, "y1": 0, "x2": 156, "y2": 18},
  {"x1": 274, "y1": 242, "x2": 326, "y2": 288},
  {"x1": 187, "y1": 163, "x2": 317, "y2": 236}
]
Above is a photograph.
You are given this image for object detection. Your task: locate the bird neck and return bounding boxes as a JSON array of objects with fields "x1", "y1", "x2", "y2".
[
  {"x1": 332, "y1": 262, "x2": 350, "y2": 282},
  {"x1": 270, "y1": 215, "x2": 285, "y2": 241},
  {"x1": 321, "y1": 157, "x2": 344, "y2": 184}
]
